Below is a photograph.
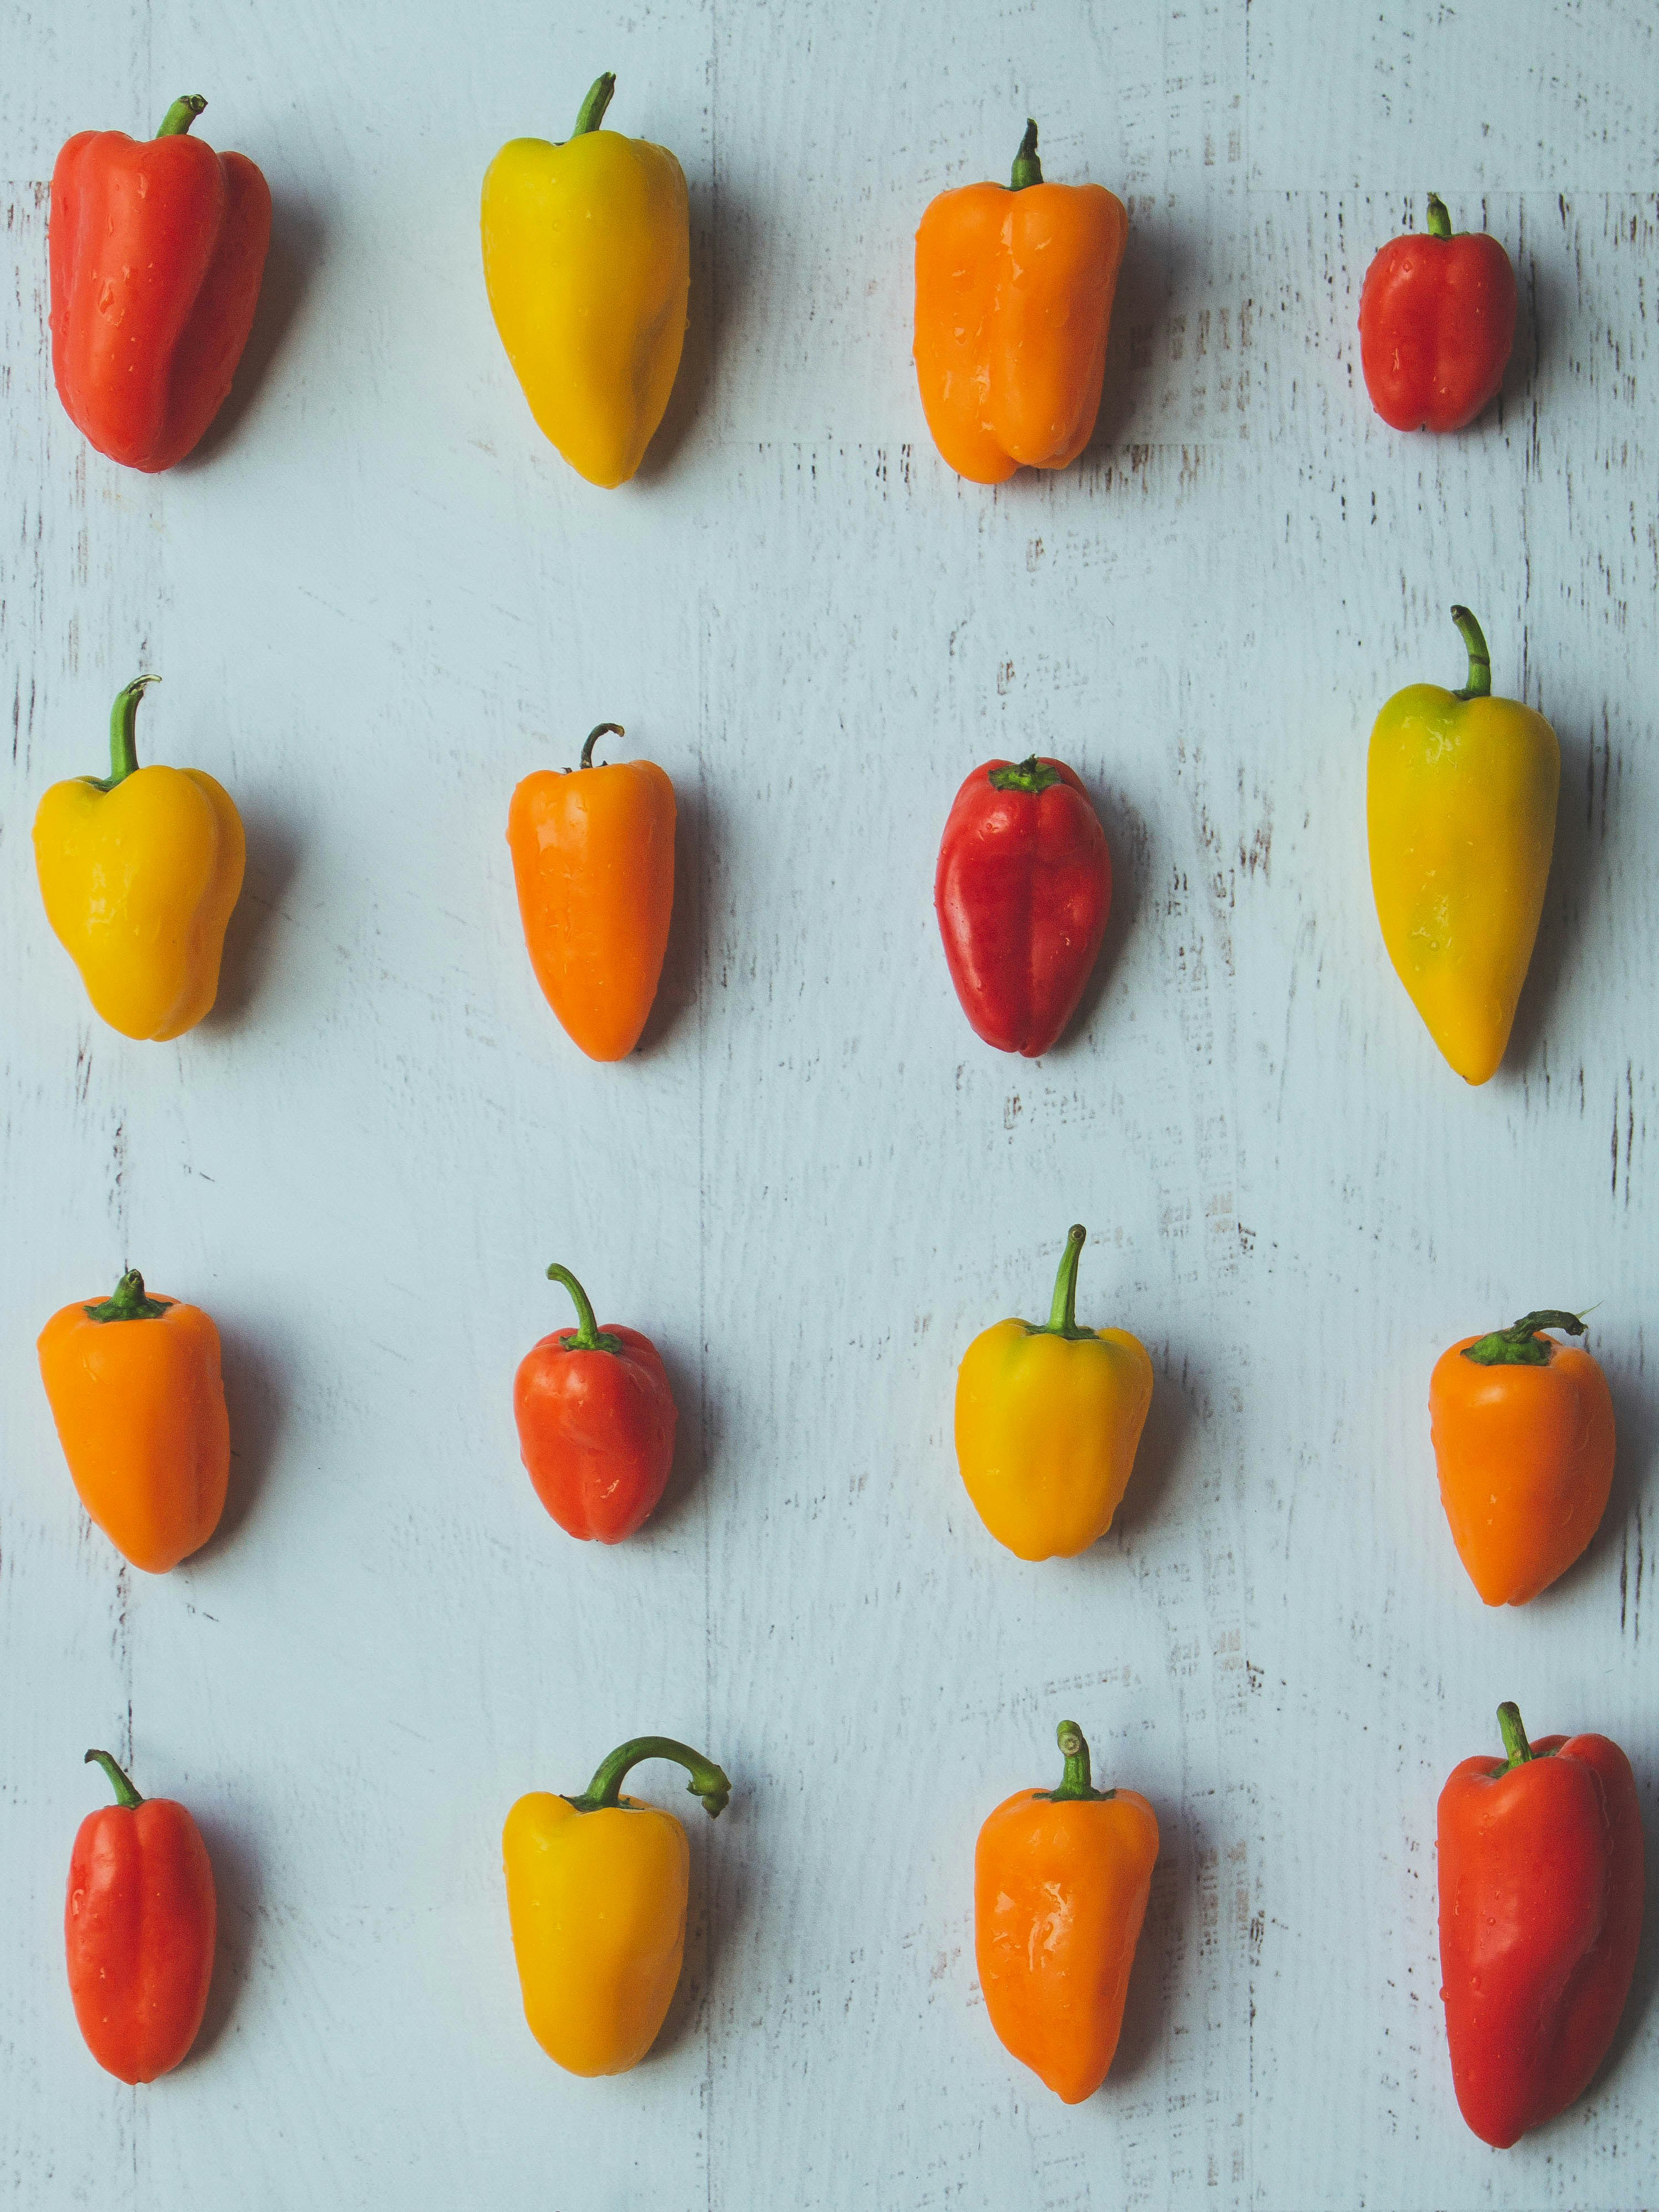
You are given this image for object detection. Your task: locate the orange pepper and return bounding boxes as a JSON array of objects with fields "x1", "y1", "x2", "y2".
[
  {"x1": 975, "y1": 1719, "x2": 1159, "y2": 2104},
  {"x1": 1429, "y1": 1310, "x2": 1615, "y2": 1606},
  {"x1": 506, "y1": 722, "x2": 676, "y2": 1062},
  {"x1": 37, "y1": 1269, "x2": 230, "y2": 1573},
  {"x1": 913, "y1": 118, "x2": 1127, "y2": 484}
]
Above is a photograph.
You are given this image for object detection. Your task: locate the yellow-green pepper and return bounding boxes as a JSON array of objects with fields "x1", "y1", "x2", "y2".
[
  {"x1": 1368, "y1": 606, "x2": 1559, "y2": 1085},
  {"x1": 33, "y1": 676, "x2": 245, "y2": 1041},
  {"x1": 502, "y1": 1735, "x2": 730, "y2": 2076},
  {"x1": 481, "y1": 73, "x2": 690, "y2": 488},
  {"x1": 955, "y1": 1225, "x2": 1154, "y2": 1562}
]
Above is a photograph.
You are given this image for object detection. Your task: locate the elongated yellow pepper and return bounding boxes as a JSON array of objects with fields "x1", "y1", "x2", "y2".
[
  {"x1": 33, "y1": 676, "x2": 245, "y2": 1041},
  {"x1": 955, "y1": 1226, "x2": 1154, "y2": 1562},
  {"x1": 503, "y1": 1735, "x2": 731, "y2": 2077},
  {"x1": 481, "y1": 73, "x2": 690, "y2": 488},
  {"x1": 1368, "y1": 606, "x2": 1558, "y2": 1085}
]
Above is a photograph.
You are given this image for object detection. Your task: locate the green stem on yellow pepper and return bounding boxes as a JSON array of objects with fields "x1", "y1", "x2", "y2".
[
  {"x1": 571, "y1": 1736, "x2": 732, "y2": 1819},
  {"x1": 1035, "y1": 1224, "x2": 1094, "y2": 1341},
  {"x1": 572, "y1": 73, "x2": 616, "y2": 137},
  {"x1": 1011, "y1": 118, "x2": 1043, "y2": 191},
  {"x1": 1038, "y1": 1719, "x2": 1114, "y2": 1803},
  {"x1": 1449, "y1": 606, "x2": 1491, "y2": 700},
  {"x1": 102, "y1": 676, "x2": 160, "y2": 789},
  {"x1": 156, "y1": 96, "x2": 207, "y2": 139}
]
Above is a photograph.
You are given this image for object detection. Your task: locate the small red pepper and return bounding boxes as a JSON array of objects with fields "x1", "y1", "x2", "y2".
[
  {"x1": 513, "y1": 1263, "x2": 678, "y2": 1542},
  {"x1": 66, "y1": 1749, "x2": 217, "y2": 2084},
  {"x1": 1437, "y1": 1702, "x2": 1644, "y2": 2148},
  {"x1": 1358, "y1": 193, "x2": 1516, "y2": 433},
  {"x1": 49, "y1": 94, "x2": 271, "y2": 471},
  {"x1": 934, "y1": 755, "x2": 1111, "y2": 1057}
]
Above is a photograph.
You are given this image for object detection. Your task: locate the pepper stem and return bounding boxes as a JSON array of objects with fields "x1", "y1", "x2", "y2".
[
  {"x1": 545, "y1": 1263, "x2": 624, "y2": 1355},
  {"x1": 1449, "y1": 606, "x2": 1491, "y2": 701},
  {"x1": 85, "y1": 1748, "x2": 144, "y2": 1808},
  {"x1": 571, "y1": 1736, "x2": 732, "y2": 1819},
  {"x1": 580, "y1": 722, "x2": 625, "y2": 770},
  {"x1": 83, "y1": 1268, "x2": 174, "y2": 1324},
  {"x1": 106, "y1": 676, "x2": 159, "y2": 788},
  {"x1": 1038, "y1": 1719, "x2": 1112, "y2": 1803},
  {"x1": 572, "y1": 73, "x2": 616, "y2": 137},
  {"x1": 1426, "y1": 193, "x2": 1452, "y2": 240},
  {"x1": 1462, "y1": 1310, "x2": 1586, "y2": 1368},
  {"x1": 1498, "y1": 1702, "x2": 1533, "y2": 1770},
  {"x1": 1011, "y1": 117, "x2": 1043, "y2": 190},
  {"x1": 987, "y1": 754, "x2": 1062, "y2": 796},
  {"x1": 156, "y1": 95, "x2": 207, "y2": 138},
  {"x1": 1039, "y1": 1225, "x2": 1090, "y2": 1339}
]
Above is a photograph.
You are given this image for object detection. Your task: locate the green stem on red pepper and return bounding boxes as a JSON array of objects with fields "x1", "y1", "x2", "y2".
[
  {"x1": 988, "y1": 754, "x2": 1062, "y2": 795},
  {"x1": 85, "y1": 1748, "x2": 144, "y2": 1807},
  {"x1": 1037, "y1": 1719, "x2": 1115, "y2": 1803},
  {"x1": 570, "y1": 1735, "x2": 732, "y2": 1818},
  {"x1": 1498, "y1": 1700, "x2": 1550, "y2": 1771},
  {"x1": 156, "y1": 96, "x2": 207, "y2": 139},
  {"x1": 1449, "y1": 606, "x2": 1492, "y2": 701},
  {"x1": 1426, "y1": 193, "x2": 1452, "y2": 240},
  {"x1": 546, "y1": 1263, "x2": 624, "y2": 1355}
]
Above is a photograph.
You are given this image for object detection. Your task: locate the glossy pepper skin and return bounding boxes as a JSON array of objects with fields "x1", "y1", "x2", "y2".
[
  {"x1": 34, "y1": 676, "x2": 246, "y2": 1041},
  {"x1": 1438, "y1": 1703, "x2": 1644, "y2": 2148},
  {"x1": 956, "y1": 1225, "x2": 1153, "y2": 1561},
  {"x1": 504, "y1": 1735, "x2": 731, "y2": 2075},
  {"x1": 514, "y1": 1263, "x2": 677, "y2": 1542},
  {"x1": 1430, "y1": 1311, "x2": 1615, "y2": 1606},
  {"x1": 67, "y1": 1750, "x2": 217, "y2": 2084},
  {"x1": 936, "y1": 754, "x2": 1111, "y2": 1056},
  {"x1": 38, "y1": 1269, "x2": 231, "y2": 1574},
  {"x1": 482, "y1": 73, "x2": 690, "y2": 488},
  {"x1": 976, "y1": 1720, "x2": 1158, "y2": 2104},
  {"x1": 915, "y1": 118, "x2": 1127, "y2": 484},
  {"x1": 50, "y1": 95, "x2": 271, "y2": 472},
  {"x1": 1368, "y1": 606, "x2": 1557, "y2": 1084},
  {"x1": 508, "y1": 722, "x2": 676, "y2": 1060},
  {"x1": 1359, "y1": 194, "x2": 1516, "y2": 433}
]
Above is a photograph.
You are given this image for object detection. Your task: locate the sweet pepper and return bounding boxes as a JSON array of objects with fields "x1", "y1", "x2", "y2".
[
  {"x1": 935, "y1": 753, "x2": 1111, "y2": 1055},
  {"x1": 1429, "y1": 1310, "x2": 1615, "y2": 1606},
  {"x1": 1438, "y1": 1703, "x2": 1644, "y2": 2147},
  {"x1": 914, "y1": 118, "x2": 1128, "y2": 482},
  {"x1": 67, "y1": 1749, "x2": 217, "y2": 2083},
  {"x1": 38, "y1": 1268, "x2": 231, "y2": 1573},
  {"x1": 482, "y1": 73, "x2": 690, "y2": 487},
  {"x1": 976, "y1": 1719, "x2": 1159, "y2": 2103},
  {"x1": 1368, "y1": 606, "x2": 1558, "y2": 1084},
  {"x1": 503, "y1": 1733, "x2": 731, "y2": 2075},
  {"x1": 506, "y1": 722, "x2": 676, "y2": 1060},
  {"x1": 1359, "y1": 194, "x2": 1516, "y2": 433},
  {"x1": 955, "y1": 1225, "x2": 1152, "y2": 1561},
  {"x1": 34, "y1": 676, "x2": 246, "y2": 1041},
  {"x1": 514, "y1": 1263, "x2": 677, "y2": 1542},
  {"x1": 50, "y1": 95, "x2": 271, "y2": 471}
]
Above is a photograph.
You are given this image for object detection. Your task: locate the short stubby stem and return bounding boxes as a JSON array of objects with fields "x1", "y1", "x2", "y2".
[
  {"x1": 545, "y1": 1263, "x2": 624, "y2": 1354},
  {"x1": 988, "y1": 754, "x2": 1062, "y2": 796},
  {"x1": 85, "y1": 1748, "x2": 144, "y2": 1807},
  {"x1": 1426, "y1": 193, "x2": 1452, "y2": 239},
  {"x1": 1448, "y1": 606, "x2": 1491, "y2": 701},
  {"x1": 1463, "y1": 1310, "x2": 1585, "y2": 1367},
  {"x1": 1011, "y1": 118, "x2": 1043, "y2": 190},
  {"x1": 572, "y1": 1736, "x2": 732, "y2": 1819},
  {"x1": 157, "y1": 95, "x2": 207, "y2": 138},
  {"x1": 84, "y1": 1268, "x2": 174, "y2": 1324}
]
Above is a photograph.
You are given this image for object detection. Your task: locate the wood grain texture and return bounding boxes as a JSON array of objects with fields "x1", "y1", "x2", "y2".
[{"x1": 1, "y1": 2, "x2": 1654, "y2": 2206}]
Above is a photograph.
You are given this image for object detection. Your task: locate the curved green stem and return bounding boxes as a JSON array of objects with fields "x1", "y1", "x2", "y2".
[
  {"x1": 572, "y1": 73, "x2": 616, "y2": 137},
  {"x1": 1462, "y1": 1310, "x2": 1585, "y2": 1368},
  {"x1": 580, "y1": 722, "x2": 625, "y2": 770},
  {"x1": 1038, "y1": 1719, "x2": 1112, "y2": 1803},
  {"x1": 545, "y1": 1263, "x2": 624, "y2": 1355},
  {"x1": 1011, "y1": 117, "x2": 1043, "y2": 190},
  {"x1": 84, "y1": 1268, "x2": 174, "y2": 1324},
  {"x1": 85, "y1": 1748, "x2": 144, "y2": 1808},
  {"x1": 571, "y1": 1735, "x2": 731, "y2": 1819},
  {"x1": 1032, "y1": 1224, "x2": 1092, "y2": 1340},
  {"x1": 157, "y1": 95, "x2": 207, "y2": 138},
  {"x1": 103, "y1": 676, "x2": 159, "y2": 789},
  {"x1": 988, "y1": 754, "x2": 1062, "y2": 796},
  {"x1": 1426, "y1": 193, "x2": 1452, "y2": 240},
  {"x1": 1449, "y1": 606, "x2": 1491, "y2": 700}
]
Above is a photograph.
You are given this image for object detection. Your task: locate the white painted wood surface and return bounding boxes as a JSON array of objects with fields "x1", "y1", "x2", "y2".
[{"x1": 3, "y1": 2, "x2": 1655, "y2": 2204}]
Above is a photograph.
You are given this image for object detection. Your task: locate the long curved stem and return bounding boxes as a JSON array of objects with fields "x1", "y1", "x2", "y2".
[
  {"x1": 1040, "y1": 1225, "x2": 1090, "y2": 1338},
  {"x1": 545, "y1": 1263, "x2": 623, "y2": 1354},
  {"x1": 156, "y1": 96, "x2": 207, "y2": 138},
  {"x1": 572, "y1": 74, "x2": 616, "y2": 137},
  {"x1": 580, "y1": 723, "x2": 625, "y2": 770},
  {"x1": 106, "y1": 676, "x2": 159, "y2": 787},
  {"x1": 571, "y1": 1736, "x2": 731, "y2": 1819},
  {"x1": 85, "y1": 1749, "x2": 144, "y2": 1807},
  {"x1": 1449, "y1": 606, "x2": 1491, "y2": 700}
]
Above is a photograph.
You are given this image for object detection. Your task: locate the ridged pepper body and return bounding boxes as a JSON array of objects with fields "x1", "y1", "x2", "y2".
[
  {"x1": 1438, "y1": 1707, "x2": 1644, "y2": 2147},
  {"x1": 914, "y1": 121, "x2": 1127, "y2": 483},
  {"x1": 482, "y1": 75, "x2": 690, "y2": 487},
  {"x1": 1359, "y1": 196, "x2": 1516, "y2": 433},
  {"x1": 49, "y1": 99, "x2": 271, "y2": 472}
]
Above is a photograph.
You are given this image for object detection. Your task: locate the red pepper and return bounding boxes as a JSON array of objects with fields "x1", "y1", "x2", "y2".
[
  {"x1": 1358, "y1": 193, "x2": 1515, "y2": 433},
  {"x1": 513, "y1": 1263, "x2": 678, "y2": 1543},
  {"x1": 1437, "y1": 1702, "x2": 1644, "y2": 2148},
  {"x1": 934, "y1": 755, "x2": 1111, "y2": 1057},
  {"x1": 49, "y1": 94, "x2": 271, "y2": 472},
  {"x1": 66, "y1": 1749, "x2": 217, "y2": 2084}
]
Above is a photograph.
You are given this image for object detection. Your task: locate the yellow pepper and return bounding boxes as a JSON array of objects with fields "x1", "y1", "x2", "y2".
[
  {"x1": 1368, "y1": 606, "x2": 1559, "y2": 1084},
  {"x1": 481, "y1": 73, "x2": 690, "y2": 488},
  {"x1": 503, "y1": 1734, "x2": 731, "y2": 2076},
  {"x1": 955, "y1": 1225, "x2": 1153, "y2": 1562},
  {"x1": 33, "y1": 676, "x2": 245, "y2": 1041}
]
